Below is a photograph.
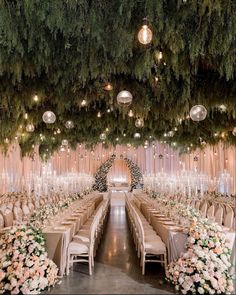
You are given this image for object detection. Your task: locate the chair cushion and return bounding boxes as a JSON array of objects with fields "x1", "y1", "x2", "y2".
[
  {"x1": 68, "y1": 241, "x2": 89, "y2": 254},
  {"x1": 74, "y1": 233, "x2": 90, "y2": 242},
  {"x1": 144, "y1": 238, "x2": 166, "y2": 254}
]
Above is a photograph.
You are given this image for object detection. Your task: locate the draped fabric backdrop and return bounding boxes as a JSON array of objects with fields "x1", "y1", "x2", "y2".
[{"x1": 0, "y1": 142, "x2": 235, "y2": 194}]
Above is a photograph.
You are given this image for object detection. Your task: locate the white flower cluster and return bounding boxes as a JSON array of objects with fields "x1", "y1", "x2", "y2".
[
  {"x1": 149, "y1": 193, "x2": 234, "y2": 294},
  {"x1": 0, "y1": 225, "x2": 58, "y2": 294},
  {"x1": 29, "y1": 191, "x2": 88, "y2": 228}
]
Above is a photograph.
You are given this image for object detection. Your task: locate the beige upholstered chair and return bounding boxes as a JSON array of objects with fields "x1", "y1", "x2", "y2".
[
  {"x1": 33, "y1": 198, "x2": 40, "y2": 209},
  {"x1": 224, "y1": 207, "x2": 234, "y2": 229},
  {"x1": 214, "y1": 204, "x2": 224, "y2": 225},
  {"x1": 28, "y1": 201, "x2": 35, "y2": 212},
  {"x1": 67, "y1": 202, "x2": 105, "y2": 275},
  {"x1": 22, "y1": 201, "x2": 30, "y2": 219},
  {"x1": 126, "y1": 197, "x2": 167, "y2": 275},
  {"x1": 195, "y1": 200, "x2": 201, "y2": 211},
  {"x1": 206, "y1": 204, "x2": 215, "y2": 221},
  {"x1": 13, "y1": 201, "x2": 23, "y2": 222},
  {"x1": 200, "y1": 201, "x2": 208, "y2": 218},
  {"x1": 2, "y1": 208, "x2": 14, "y2": 227},
  {"x1": 0, "y1": 213, "x2": 4, "y2": 229}
]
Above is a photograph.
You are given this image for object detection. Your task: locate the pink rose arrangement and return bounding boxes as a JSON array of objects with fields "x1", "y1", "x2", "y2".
[
  {"x1": 0, "y1": 225, "x2": 58, "y2": 294},
  {"x1": 148, "y1": 192, "x2": 234, "y2": 294},
  {"x1": 166, "y1": 214, "x2": 234, "y2": 294}
]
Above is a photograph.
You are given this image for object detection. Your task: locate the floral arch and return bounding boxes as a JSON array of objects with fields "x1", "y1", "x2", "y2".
[{"x1": 93, "y1": 154, "x2": 143, "y2": 192}]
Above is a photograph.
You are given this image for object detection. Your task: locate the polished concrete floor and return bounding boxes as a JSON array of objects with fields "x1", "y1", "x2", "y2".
[{"x1": 48, "y1": 192, "x2": 175, "y2": 294}]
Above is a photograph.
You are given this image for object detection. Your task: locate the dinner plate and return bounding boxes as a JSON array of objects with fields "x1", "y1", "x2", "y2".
[
  {"x1": 168, "y1": 226, "x2": 183, "y2": 232},
  {"x1": 157, "y1": 217, "x2": 171, "y2": 221},
  {"x1": 61, "y1": 221, "x2": 73, "y2": 225},
  {"x1": 54, "y1": 226, "x2": 66, "y2": 231},
  {"x1": 162, "y1": 221, "x2": 176, "y2": 226}
]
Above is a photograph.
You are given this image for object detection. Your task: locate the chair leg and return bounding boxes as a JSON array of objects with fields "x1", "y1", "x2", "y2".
[
  {"x1": 89, "y1": 256, "x2": 92, "y2": 276},
  {"x1": 92, "y1": 255, "x2": 94, "y2": 267},
  {"x1": 142, "y1": 252, "x2": 146, "y2": 275},
  {"x1": 164, "y1": 253, "x2": 167, "y2": 272},
  {"x1": 66, "y1": 254, "x2": 70, "y2": 275}
]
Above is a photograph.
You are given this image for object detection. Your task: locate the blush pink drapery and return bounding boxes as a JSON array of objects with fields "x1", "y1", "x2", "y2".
[{"x1": 0, "y1": 142, "x2": 235, "y2": 194}]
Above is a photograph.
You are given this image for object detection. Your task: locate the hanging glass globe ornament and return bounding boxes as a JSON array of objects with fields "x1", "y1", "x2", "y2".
[
  {"x1": 42, "y1": 111, "x2": 56, "y2": 124},
  {"x1": 65, "y1": 120, "x2": 74, "y2": 129},
  {"x1": 138, "y1": 24, "x2": 153, "y2": 45},
  {"x1": 117, "y1": 90, "x2": 133, "y2": 106},
  {"x1": 99, "y1": 133, "x2": 106, "y2": 140},
  {"x1": 134, "y1": 132, "x2": 141, "y2": 139},
  {"x1": 62, "y1": 139, "x2": 69, "y2": 146},
  {"x1": 135, "y1": 118, "x2": 144, "y2": 128},
  {"x1": 232, "y1": 127, "x2": 236, "y2": 136},
  {"x1": 26, "y1": 124, "x2": 35, "y2": 133},
  {"x1": 190, "y1": 105, "x2": 207, "y2": 122}
]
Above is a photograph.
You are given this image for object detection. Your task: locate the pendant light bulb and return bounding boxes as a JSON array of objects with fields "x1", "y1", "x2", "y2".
[{"x1": 138, "y1": 23, "x2": 152, "y2": 45}]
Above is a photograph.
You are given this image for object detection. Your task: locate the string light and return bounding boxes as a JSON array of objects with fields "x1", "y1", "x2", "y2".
[
  {"x1": 155, "y1": 50, "x2": 163, "y2": 60},
  {"x1": 104, "y1": 83, "x2": 113, "y2": 91},
  {"x1": 81, "y1": 99, "x2": 87, "y2": 107},
  {"x1": 33, "y1": 94, "x2": 39, "y2": 102},
  {"x1": 128, "y1": 109, "x2": 134, "y2": 117}
]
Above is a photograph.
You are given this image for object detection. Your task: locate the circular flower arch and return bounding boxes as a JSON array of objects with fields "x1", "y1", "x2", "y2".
[{"x1": 92, "y1": 154, "x2": 143, "y2": 192}]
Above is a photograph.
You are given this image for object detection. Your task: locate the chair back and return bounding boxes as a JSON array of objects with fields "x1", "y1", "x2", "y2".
[
  {"x1": 2, "y1": 208, "x2": 14, "y2": 227},
  {"x1": 214, "y1": 204, "x2": 224, "y2": 225},
  {"x1": 200, "y1": 201, "x2": 208, "y2": 218},
  {"x1": 206, "y1": 204, "x2": 215, "y2": 220},
  {"x1": 224, "y1": 207, "x2": 234, "y2": 229},
  {"x1": 0, "y1": 213, "x2": 4, "y2": 229}
]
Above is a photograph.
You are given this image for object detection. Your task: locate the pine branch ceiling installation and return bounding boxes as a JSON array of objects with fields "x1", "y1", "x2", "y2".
[{"x1": 0, "y1": 0, "x2": 235, "y2": 157}]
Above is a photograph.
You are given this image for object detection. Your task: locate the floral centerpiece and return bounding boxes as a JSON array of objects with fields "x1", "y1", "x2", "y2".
[
  {"x1": 30, "y1": 192, "x2": 85, "y2": 228},
  {"x1": 0, "y1": 225, "x2": 58, "y2": 294}
]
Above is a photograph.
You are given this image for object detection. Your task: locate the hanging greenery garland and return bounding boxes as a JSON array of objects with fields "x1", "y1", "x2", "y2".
[
  {"x1": 0, "y1": 0, "x2": 235, "y2": 157},
  {"x1": 124, "y1": 157, "x2": 143, "y2": 191},
  {"x1": 92, "y1": 154, "x2": 116, "y2": 192}
]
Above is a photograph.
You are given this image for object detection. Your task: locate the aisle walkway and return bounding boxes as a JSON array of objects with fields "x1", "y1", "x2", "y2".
[{"x1": 49, "y1": 192, "x2": 175, "y2": 294}]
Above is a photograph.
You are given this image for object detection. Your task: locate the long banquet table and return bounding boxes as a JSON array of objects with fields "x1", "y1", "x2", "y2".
[
  {"x1": 42, "y1": 193, "x2": 104, "y2": 276},
  {"x1": 135, "y1": 195, "x2": 236, "y2": 270}
]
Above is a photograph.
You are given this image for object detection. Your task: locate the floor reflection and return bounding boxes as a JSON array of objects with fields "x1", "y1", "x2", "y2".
[{"x1": 48, "y1": 192, "x2": 175, "y2": 294}]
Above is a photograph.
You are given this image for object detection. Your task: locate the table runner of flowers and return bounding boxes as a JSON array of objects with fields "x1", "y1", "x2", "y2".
[
  {"x1": 30, "y1": 188, "x2": 92, "y2": 228},
  {"x1": 149, "y1": 192, "x2": 235, "y2": 294}
]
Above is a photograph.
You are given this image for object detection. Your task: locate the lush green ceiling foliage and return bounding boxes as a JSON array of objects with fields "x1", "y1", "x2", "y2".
[{"x1": 0, "y1": 0, "x2": 235, "y2": 158}]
